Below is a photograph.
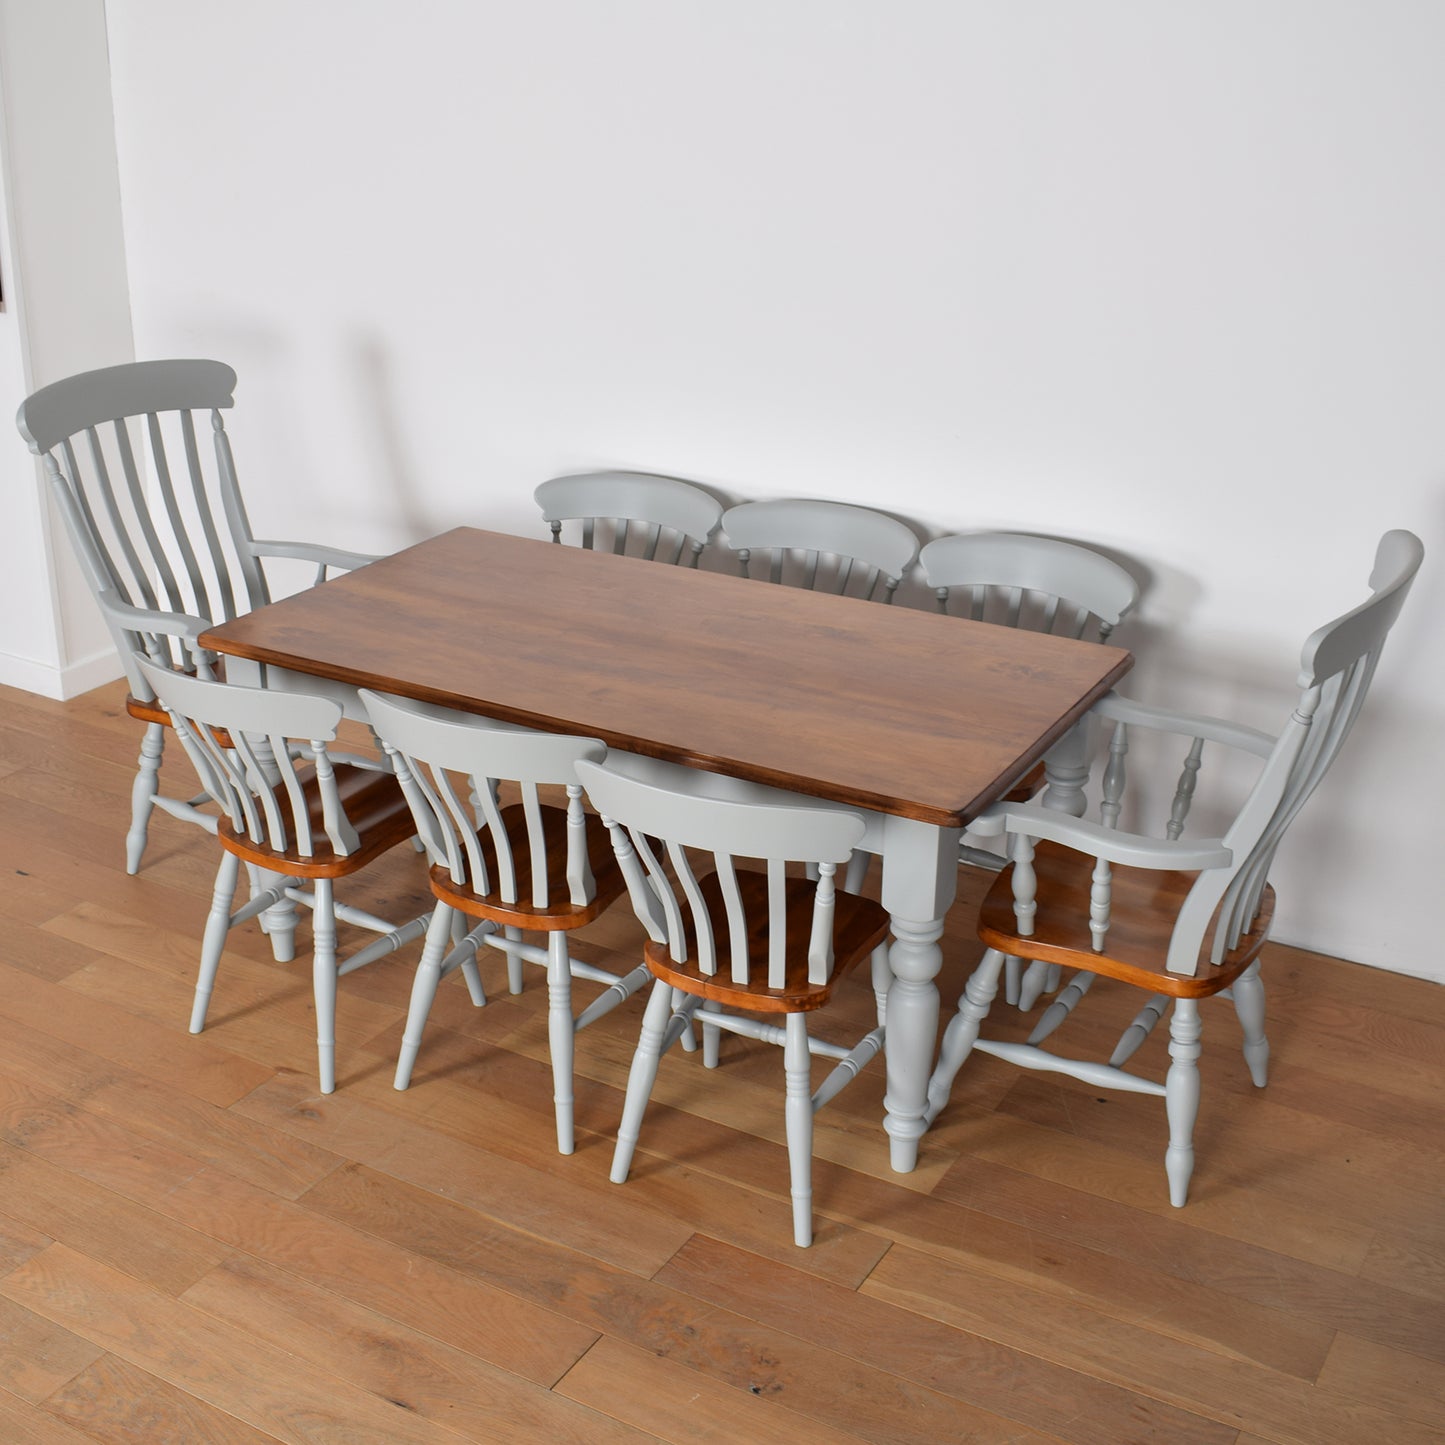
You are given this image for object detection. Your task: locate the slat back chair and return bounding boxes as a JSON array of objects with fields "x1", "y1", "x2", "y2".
[
  {"x1": 359, "y1": 689, "x2": 644, "y2": 1154},
  {"x1": 920, "y1": 531, "x2": 1142, "y2": 1005},
  {"x1": 577, "y1": 754, "x2": 892, "y2": 1246},
  {"x1": 720, "y1": 498, "x2": 920, "y2": 602},
  {"x1": 135, "y1": 657, "x2": 428, "y2": 1094},
  {"x1": 924, "y1": 529, "x2": 1423, "y2": 1206},
  {"x1": 919, "y1": 531, "x2": 1139, "y2": 641},
  {"x1": 16, "y1": 359, "x2": 376, "y2": 874},
  {"x1": 534, "y1": 471, "x2": 723, "y2": 566}
]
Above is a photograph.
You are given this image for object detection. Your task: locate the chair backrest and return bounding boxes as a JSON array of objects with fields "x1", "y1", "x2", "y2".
[
  {"x1": 360, "y1": 689, "x2": 607, "y2": 909},
  {"x1": 17, "y1": 360, "x2": 264, "y2": 690},
  {"x1": 534, "y1": 471, "x2": 723, "y2": 567},
  {"x1": 919, "y1": 532, "x2": 1139, "y2": 641},
  {"x1": 135, "y1": 655, "x2": 355, "y2": 858},
  {"x1": 720, "y1": 499, "x2": 919, "y2": 602},
  {"x1": 577, "y1": 754, "x2": 867, "y2": 989},
  {"x1": 1086, "y1": 530, "x2": 1422, "y2": 975}
]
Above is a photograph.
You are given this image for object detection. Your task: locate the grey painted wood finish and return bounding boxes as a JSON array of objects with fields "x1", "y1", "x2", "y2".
[{"x1": 534, "y1": 470, "x2": 723, "y2": 566}]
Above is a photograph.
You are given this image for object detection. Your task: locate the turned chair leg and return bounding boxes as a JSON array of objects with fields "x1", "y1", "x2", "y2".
[
  {"x1": 924, "y1": 948, "x2": 1006, "y2": 1126},
  {"x1": 1231, "y1": 960, "x2": 1269, "y2": 1087},
  {"x1": 547, "y1": 931, "x2": 576, "y2": 1154},
  {"x1": 611, "y1": 978, "x2": 674, "y2": 1184},
  {"x1": 784, "y1": 1013, "x2": 815, "y2": 1247},
  {"x1": 126, "y1": 722, "x2": 166, "y2": 874},
  {"x1": 394, "y1": 903, "x2": 455, "y2": 1090},
  {"x1": 191, "y1": 851, "x2": 240, "y2": 1033},
  {"x1": 312, "y1": 878, "x2": 338, "y2": 1093},
  {"x1": 1165, "y1": 999, "x2": 1202, "y2": 1207}
]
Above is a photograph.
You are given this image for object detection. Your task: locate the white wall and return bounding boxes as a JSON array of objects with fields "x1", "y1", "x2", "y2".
[
  {"x1": 0, "y1": 0, "x2": 135, "y2": 698},
  {"x1": 94, "y1": 0, "x2": 1445, "y2": 977}
]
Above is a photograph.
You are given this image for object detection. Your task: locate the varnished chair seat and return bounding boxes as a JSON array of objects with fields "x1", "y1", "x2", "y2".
[
  {"x1": 428, "y1": 804, "x2": 625, "y2": 929},
  {"x1": 217, "y1": 762, "x2": 417, "y2": 878},
  {"x1": 978, "y1": 841, "x2": 1274, "y2": 997},
  {"x1": 644, "y1": 870, "x2": 890, "y2": 1013}
]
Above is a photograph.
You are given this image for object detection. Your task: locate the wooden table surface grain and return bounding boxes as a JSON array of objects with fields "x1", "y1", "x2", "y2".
[{"x1": 201, "y1": 527, "x2": 1133, "y2": 828}]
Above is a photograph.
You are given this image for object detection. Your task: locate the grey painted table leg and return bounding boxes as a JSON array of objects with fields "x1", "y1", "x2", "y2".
[{"x1": 880, "y1": 814, "x2": 960, "y2": 1172}]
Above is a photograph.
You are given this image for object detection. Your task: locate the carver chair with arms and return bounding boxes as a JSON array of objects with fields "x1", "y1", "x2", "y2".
[
  {"x1": 921, "y1": 530, "x2": 1142, "y2": 1006},
  {"x1": 534, "y1": 470, "x2": 723, "y2": 567},
  {"x1": 16, "y1": 359, "x2": 377, "y2": 876},
  {"x1": 720, "y1": 498, "x2": 919, "y2": 603},
  {"x1": 923, "y1": 529, "x2": 1423, "y2": 1206},
  {"x1": 359, "y1": 689, "x2": 648, "y2": 1155},
  {"x1": 577, "y1": 753, "x2": 893, "y2": 1247},
  {"x1": 135, "y1": 657, "x2": 430, "y2": 1094}
]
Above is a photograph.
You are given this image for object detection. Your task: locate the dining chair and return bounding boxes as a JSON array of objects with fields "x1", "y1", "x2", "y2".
[
  {"x1": 576, "y1": 752, "x2": 892, "y2": 1247},
  {"x1": 358, "y1": 689, "x2": 648, "y2": 1155},
  {"x1": 920, "y1": 531, "x2": 1141, "y2": 1006},
  {"x1": 720, "y1": 498, "x2": 919, "y2": 602},
  {"x1": 135, "y1": 657, "x2": 429, "y2": 1094},
  {"x1": 16, "y1": 359, "x2": 378, "y2": 878},
  {"x1": 534, "y1": 470, "x2": 723, "y2": 566},
  {"x1": 923, "y1": 529, "x2": 1423, "y2": 1206}
]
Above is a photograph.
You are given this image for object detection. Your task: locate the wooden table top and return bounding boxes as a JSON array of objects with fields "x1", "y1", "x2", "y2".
[{"x1": 200, "y1": 527, "x2": 1133, "y2": 828}]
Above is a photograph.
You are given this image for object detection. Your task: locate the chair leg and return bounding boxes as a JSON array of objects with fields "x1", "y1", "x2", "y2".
[
  {"x1": 126, "y1": 722, "x2": 166, "y2": 874},
  {"x1": 1165, "y1": 999, "x2": 1202, "y2": 1207},
  {"x1": 547, "y1": 931, "x2": 576, "y2": 1155},
  {"x1": 1231, "y1": 960, "x2": 1269, "y2": 1087},
  {"x1": 784, "y1": 1013, "x2": 815, "y2": 1247},
  {"x1": 870, "y1": 942, "x2": 892, "y2": 1028},
  {"x1": 312, "y1": 878, "x2": 338, "y2": 1094},
  {"x1": 256, "y1": 867, "x2": 298, "y2": 963},
  {"x1": 611, "y1": 978, "x2": 674, "y2": 1184},
  {"x1": 924, "y1": 948, "x2": 1006, "y2": 1126},
  {"x1": 394, "y1": 903, "x2": 455, "y2": 1090},
  {"x1": 191, "y1": 851, "x2": 240, "y2": 1033},
  {"x1": 702, "y1": 1009, "x2": 721, "y2": 1068},
  {"x1": 504, "y1": 925, "x2": 525, "y2": 994},
  {"x1": 1017, "y1": 958, "x2": 1054, "y2": 1011}
]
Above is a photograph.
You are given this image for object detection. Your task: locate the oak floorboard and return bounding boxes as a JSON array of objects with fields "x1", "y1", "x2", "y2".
[
  {"x1": 0, "y1": 1102, "x2": 593, "y2": 1387},
  {"x1": 936, "y1": 1158, "x2": 1445, "y2": 1363},
  {"x1": 862, "y1": 1242, "x2": 1433, "y2": 1445},
  {"x1": 0, "y1": 1295, "x2": 105, "y2": 1404},
  {"x1": 0, "y1": 1385, "x2": 108, "y2": 1445},
  {"x1": 555, "y1": 1335, "x2": 871, "y2": 1443},
  {"x1": 181, "y1": 1253, "x2": 649, "y2": 1444},
  {"x1": 0, "y1": 959, "x2": 272, "y2": 1108},
  {"x1": 657, "y1": 1234, "x2": 1235, "y2": 1445},
  {"x1": 0, "y1": 1136, "x2": 231, "y2": 1296},
  {"x1": 0, "y1": 1244, "x2": 490, "y2": 1444},
  {"x1": 0, "y1": 1014, "x2": 340, "y2": 1201},
  {"x1": 300, "y1": 1165, "x2": 1061, "y2": 1444},
  {"x1": 1314, "y1": 1333, "x2": 1445, "y2": 1432},
  {"x1": 42, "y1": 1353, "x2": 284, "y2": 1445}
]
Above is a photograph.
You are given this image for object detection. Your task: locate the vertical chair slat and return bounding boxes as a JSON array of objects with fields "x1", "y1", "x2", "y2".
[
  {"x1": 113, "y1": 416, "x2": 186, "y2": 613},
  {"x1": 147, "y1": 411, "x2": 209, "y2": 618},
  {"x1": 86, "y1": 426, "x2": 159, "y2": 609},
  {"x1": 179, "y1": 408, "x2": 238, "y2": 621},
  {"x1": 669, "y1": 840, "x2": 717, "y2": 976},
  {"x1": 210, "y1": 409, "x2": 270, "y2": 610},
  {"x1": 522, "y1": 782, "x2": 549, "y2": 908},
  {"x1": 767, "y1": 857, "x2": 788, "y2": 988}
]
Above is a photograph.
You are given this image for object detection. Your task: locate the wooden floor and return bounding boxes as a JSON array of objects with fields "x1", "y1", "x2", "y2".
[{"x1": 0, "y1": 679, "x2": 1442, "y2": 1444}]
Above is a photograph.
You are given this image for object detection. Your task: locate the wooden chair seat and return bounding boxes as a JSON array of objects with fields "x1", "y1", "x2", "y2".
[
  {"x1": 644, "y1": 870, "x2": 889, "y2": 1013},
  {"x1": 978, "y1": 840, "x2": 1273, "y2": 998},
  {"x1": 427, "y1": 804, "x2": 625, "y2": 929},
  {"x1": 217, "y1": 762, "x2": 416, "y2": 878}
]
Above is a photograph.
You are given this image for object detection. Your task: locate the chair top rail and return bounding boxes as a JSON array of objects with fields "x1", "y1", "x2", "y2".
[
  {"x1": 535, "y1": 471, "x2": 723, "y2": 542},
  {"x1": 17, "y1": 359, "x2": 237, "y2": 454},
  {"x1": 721, "y1": 499, "x2": 919, "y2": 582}
]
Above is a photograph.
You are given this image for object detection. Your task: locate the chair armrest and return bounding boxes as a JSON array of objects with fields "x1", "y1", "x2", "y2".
[
  {"x1": 250, "y1": 539, "x2": 382, "y2": 573},
  {"x1": 973, "y1": 799, "x2": 1233, "y2": 872},
  {"x1": 1094, "y1": 693, "x2": 1276, "y2": 760},
  {"x1": 96, "y1": 590, "x2": 209, "y2": 645}
]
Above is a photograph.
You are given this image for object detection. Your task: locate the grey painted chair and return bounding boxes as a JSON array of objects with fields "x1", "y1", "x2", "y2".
[
  {"x1": 577, "y1": 752, "x2": 892, "y2": 1247},
  {"x1": 16, "y1": 359, "x2": 377, "y2": 876},
  {"x1": 359, "y1": 689, "x2": 648, "y2": 1155},
  {"x1": 720, "y1": 498, "x2": 919, "y2": 602},
  {"x1": 135, "y1": 657, "x2": 429, "y2": 1094},
  {"x1": 920, "y1": 531, "x2": 1142, "y2": 1006},
  {"x1": 534, "y1": 470, "x2": 723, "y2": 566},
  {"x1": 924, "y1": 530, "x2": 1423, "y2": 1206}
]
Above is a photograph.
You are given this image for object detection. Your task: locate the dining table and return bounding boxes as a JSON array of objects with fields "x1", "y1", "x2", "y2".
[{"x1": 200, "y1": 525, "x2": 1132, "y2": 1171}]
